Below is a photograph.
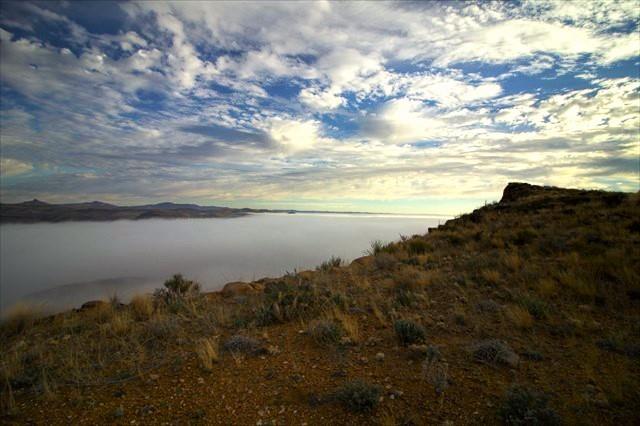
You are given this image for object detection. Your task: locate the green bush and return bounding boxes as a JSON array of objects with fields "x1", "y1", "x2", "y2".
[
  {"x1": 334, "y1": 380, "x2": 381, "y2": 412},
  {"x1": 394, "y1": 319, "x2": 426, "y2": 346},
  {"x1": 498, "y1": 385, "x2": 560, "y2": 425},
  {"x1": 517, "y1": 295, "x2": 549, "y2": 320},
  {"x1": 309, "y1": 320, "x2": 342, "y2": 345},
  {"x1": 153, "y1": 274, "x2": 201, "y2": 312},
  {"x1": 407, "y1": 238, "x2": 429, "y2": 255},
  {"x1": 316, "y1": 256, "x2": 342, "y2": 272}
]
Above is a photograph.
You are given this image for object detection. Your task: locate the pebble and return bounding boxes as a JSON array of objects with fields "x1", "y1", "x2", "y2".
[{"x1": 375, "y1": 352, "x2": 385, "y2": 362}]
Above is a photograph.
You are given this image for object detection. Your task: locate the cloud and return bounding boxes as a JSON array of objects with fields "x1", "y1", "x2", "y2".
[
  {"x1": 0, "y1": 1, "x2": 638, "y2": 211},
  {"x1": 0, "y1": 158, "x2": 33, "y2": 176}
]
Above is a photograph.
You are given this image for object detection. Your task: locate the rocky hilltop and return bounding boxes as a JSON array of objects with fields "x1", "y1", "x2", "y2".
[{"x1": 1, "y1": 183, "x2": 639, "y2": 425}]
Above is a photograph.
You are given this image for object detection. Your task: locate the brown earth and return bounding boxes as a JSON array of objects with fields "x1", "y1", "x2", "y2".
[{"x1": 1, "y1": 183, "x2": 639, "y2": 425}]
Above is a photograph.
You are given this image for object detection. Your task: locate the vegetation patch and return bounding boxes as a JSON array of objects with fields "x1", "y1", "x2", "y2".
[
  {"x1": 333, "y1": 379, "x2": 382, "y2": 413},
  {"x1": 394, "y1": 319, "x2": 426, "y2": 346},
  {"x1": 498, "y1": 385, "x2": 560, "y2": 425},
  {"x1": 471, "y1": 340, "x2": 519, "y2": 367}
]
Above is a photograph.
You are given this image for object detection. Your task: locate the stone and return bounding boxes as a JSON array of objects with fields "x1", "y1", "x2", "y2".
[
  {"x1": 221, "y1": 281, "x2": 264, "y2": 297},
  {"x1": 375, "y1": 352, "x2": 385, "y2": 362}
]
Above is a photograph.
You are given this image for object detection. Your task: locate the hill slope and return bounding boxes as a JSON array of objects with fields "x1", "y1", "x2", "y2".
[{"x1": 1, "y1": 183, "x2": 639, "y2": 425}]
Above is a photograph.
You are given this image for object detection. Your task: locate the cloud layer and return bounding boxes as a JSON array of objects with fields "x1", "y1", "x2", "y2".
[{"x1": 1, "y1": 1, "x2": 638, "y2": 213}]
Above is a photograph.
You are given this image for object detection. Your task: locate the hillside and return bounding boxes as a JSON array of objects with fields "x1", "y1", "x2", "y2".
[
  {"x1": 0, "y1": 200, "x2": 247, "y2": 222},
  {"x1": 1, "y1": 183, "x2": 639, "y2": 425}
]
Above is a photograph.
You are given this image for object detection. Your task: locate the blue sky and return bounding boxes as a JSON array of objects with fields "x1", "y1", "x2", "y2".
[{"x1": 0, "y1": 0, "x2": 638, "y2": 214}]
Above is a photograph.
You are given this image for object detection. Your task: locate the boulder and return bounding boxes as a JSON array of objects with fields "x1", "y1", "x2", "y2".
[
  {"x1": 221, "y1": 281, "x2": 264, "y2": 296},
  {"x1": 79, "y1": 300, "x2": 108, "y2": 310}
]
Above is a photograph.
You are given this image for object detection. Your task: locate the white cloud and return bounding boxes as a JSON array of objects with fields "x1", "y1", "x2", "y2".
[
  {"x1": 266, "y1": 118, "x2": 323, "y2": 152},
  {"x1": 0, "y1": 158, "x2": 33, "y2": 176}
]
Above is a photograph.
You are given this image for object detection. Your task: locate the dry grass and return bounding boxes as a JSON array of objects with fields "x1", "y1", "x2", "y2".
[
  {"x1": 108, "y1": 311, "x2": 133, "y2": 336},
  {"x1": 537, "y1": 278, "x2": 558, "y2": 298},
  {"x1": 557, "y1": 271, "x2": 596, "y2": 300},
  {"x1": 195, "y1": 337, "x2": 219, "y2": 371},
  {"x1": 0, "y1": 303, "x2": 43, "y2": 338},
  {"x1": 506, "y1": 305, "x2": 534, "y2": 329},
  {"x1": 332, "y1": 309, "x2": 360, "y2": 343},
  {"x1": 481, "y1": 269, "x2": 501, "y2": 285},
  {"x1": 129, "y1": 294, "x2": 154, "y2": 321},
  {"x1": 503, "y1": 252, "x2": 522, "y2": 271}
]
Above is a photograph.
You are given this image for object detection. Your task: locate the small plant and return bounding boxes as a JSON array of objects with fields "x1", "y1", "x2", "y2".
[
  {"x1": 477, "y1": 299, "x2": 502, "y2": 313},
  {"x1": 308, "y1": 320, "x2": 342, "y2": 345},
  {"x1": 223, "y1": 335, "x2": 263, "y2": 354},
  {"x1": 517, "y1": 295, "x2": 549, "y2": 320},
  {"x1": 367, "y1": 240, "x2": 385, "y2": 255},
  {"x1": 506, "y1": 305, "x2": 534, "y2": 329},
  {"x1": 333, "y1": 379, "x2": 382, "y2": 412},
  {"x1": 407, "y1": 238, "x2": 429, "y2": 255},
  {"x1": 498, "y1": 385, "x2": 560, "y2": 425},
  {"x1": 374, "y1": 253, "x2": 397, "y2": 271},
  {"x1": 195, "y1": 337, "x2": 219, "y2": 371},
  {"x1": 471, "y1": 339, "x2": 519, "y2": 367},
  {"x1": 129, "y1": 294, "x2": 153, "y2": 321},
  {"x1": 481, "y1": 269, "x2": 501, "y2": 285},
  {"x1": 154, "y1": 274, "x2": 201, "y2": 303},
  {"x1": 316, "y1": 256, "x2": 342, "y2": 272},
  {"x1": 0, "y1": 303, "x2": 42, "y2": 338},
  {"x1": 394, "y1": 320, "x2": 426, "y2": 346}
]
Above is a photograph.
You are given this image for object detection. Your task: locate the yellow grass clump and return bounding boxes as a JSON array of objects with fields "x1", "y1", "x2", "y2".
[{"x1": 195, "y1": 337, "x2": 219, "y2": 371}]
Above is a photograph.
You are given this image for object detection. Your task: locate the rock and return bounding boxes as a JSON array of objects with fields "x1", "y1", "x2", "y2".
[
  {"x1": 114, "y1": 405, "x2": 124, "y2": 418},
  {"x1": 197, "y1": 377, "x2": 205, "y2": 384},
  {"x1": 500, "y1": 182, "x2": 542, "y2": 203},
  {"x1": 407, "y1": 344, "x2": 429, "y2": 359},
  {"x1": 149, "y1": 374, "x2": 159, "y2": 381},
  {"x1": 339, "y1": 337, "x2": 354, "y2": 346},
  {"x1": 266, "y1": 345, "x2": 280, "y2": 355},
  {"x1": 221, "y1": 282, "x2": 264, "y2": 297},
  {"x1": 592, "y1": 392, "x2": 609, "y2": 408},
  {"x1": 375, "y1": 352, "x2": 385, "y2": 362},
  {"x1": 79, "y1": 300, "x2": 108, "y2": 311}
]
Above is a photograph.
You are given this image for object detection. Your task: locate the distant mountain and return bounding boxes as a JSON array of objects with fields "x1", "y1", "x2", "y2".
[
  {"x1": 0, "y1": 199, "x2": 247, "y2": 223},
  {"x1": 0, "y1": 199, "x2": 411, "y2": 223}
]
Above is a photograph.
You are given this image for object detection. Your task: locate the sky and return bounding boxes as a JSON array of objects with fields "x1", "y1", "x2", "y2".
[{"x1": 0, "y1": 0, "x2": 638, "y2": 215}]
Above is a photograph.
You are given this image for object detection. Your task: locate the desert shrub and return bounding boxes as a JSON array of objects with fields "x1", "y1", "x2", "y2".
[
  {"x1": 333, "y1": 379, "x2": 381, "y2": 412},
  {"x1": 506, "y1": 305, "x2": 534, "y2": 329},
  {"x1": 255, "y1": 281, "x2": 338, "y2": 326},
  {"x1": 368, "y1": 240, "x2": 395, "y2": 255},
  {"x1": 407, "y1": 238, "x2": 429, "y2": 255},
  {"x1": 477, "y1": 299, "x2": 502, "y2": 313},
  {"x1": 394, "y1": 269, "x2": 425, "y2": 292},
  {"x1": 498, "y1": 385, "x2": 560, "y2": 425},
  {"x1": 223, "y1": 335, "x2": 263, "y2": 354},
  {"x1": 512, "y1": 228, "x2": 536, "y2": 246},
  {"x1": 395, "y1": 289, "x2": 419, "y2": 308},
  {"x1": 374, "y1": 253, "x2": 397, "y2": 271},
  {"x1": 195, "y1": 337, "x2": 219, "y2": 371},
  {"x1": 471, "y1": 339, "x2": 519, "y2": 367},
  {"x1": 309, "y1": 320, "x2": 342, "y2": 345},
  {"x1": 0, "y1": 304, "x2": 42, "y2": 338},
  {"x1": 517, "y1": 295, "x2": 549, "y2": 320},
  {"x1": 154, "y1": 274, "x2": 201, "y2": 312},
  {"x1": 423, "y1": 358, "x2": 448, "y2": 395},
  {"x1": 596, "y1": 333, "x2": 640, "y2": 359},
  {"x1": 481, "y1": 269, "x2": 501, "y2": 285},
  {"x1": 394, "y1": 320, "x2": 426, "y2": 346},
  {"x1": 129, "y1": 294, "x2": 154, "y2": 321},
  {"x1": 144, "y1": 315, "x2": 180, "y2": 340},
  {"x1": 316, "y1": 256, "x2": 342, "y2": 272}
]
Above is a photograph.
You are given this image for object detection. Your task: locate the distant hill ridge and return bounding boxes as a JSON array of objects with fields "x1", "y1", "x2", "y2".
[{"x1": 0, "y1": 199, "x2": 389, "y2": 223}]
